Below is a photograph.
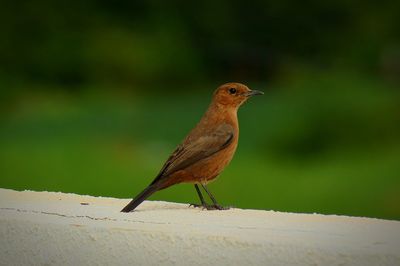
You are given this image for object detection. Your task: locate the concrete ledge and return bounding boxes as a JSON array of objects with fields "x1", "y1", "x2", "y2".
[{"x1": 0, "y1": 188, "x2": 399, "y2": 266}]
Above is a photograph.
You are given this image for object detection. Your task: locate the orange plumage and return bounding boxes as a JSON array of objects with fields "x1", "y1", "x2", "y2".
[{"x1": 121, "y1": 82, "x2": 263, "y2": 212}]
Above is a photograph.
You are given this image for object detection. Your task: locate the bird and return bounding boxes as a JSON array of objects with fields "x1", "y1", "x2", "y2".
[{"x1": 121, "y1": 82, "x2": 263, "y2": 212}]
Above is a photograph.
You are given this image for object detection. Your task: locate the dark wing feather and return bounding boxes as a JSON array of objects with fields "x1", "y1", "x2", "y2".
[{"x1": 151, "y1": 123, "x2": 234, "y2": 185}]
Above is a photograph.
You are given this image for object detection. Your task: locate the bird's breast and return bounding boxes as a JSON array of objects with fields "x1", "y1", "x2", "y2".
[{"x1": 184, "y1": 136, "x2": 238, "y2": 184}]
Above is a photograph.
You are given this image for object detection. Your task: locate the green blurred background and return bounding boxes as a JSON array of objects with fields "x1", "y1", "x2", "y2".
[{"x1": 1, "y1": 1, "x2": 399, "y2": 220}]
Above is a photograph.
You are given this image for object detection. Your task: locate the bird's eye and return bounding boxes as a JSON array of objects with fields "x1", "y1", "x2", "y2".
[{"x1": 229, "y1": 88, "x2": 237, "y2": 94}]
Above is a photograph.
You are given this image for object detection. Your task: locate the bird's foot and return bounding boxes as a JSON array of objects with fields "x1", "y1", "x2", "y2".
[
  {"x1": 189, "y1": 203, "x2": 229, "y2": 210},
  {"x1": 197, "y1": 204, "x2": 230, "y2": 210},
  {"x1": 189, "y1": 203, "x2": 205, "y2": 208},
  {"x1": 208, "y1": 204, "x2": 230, "y2": 210}
]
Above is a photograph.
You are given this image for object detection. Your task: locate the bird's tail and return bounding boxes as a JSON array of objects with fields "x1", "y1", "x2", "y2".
[{"x1": 121, "y1": 184, "x2": 160, "y2": 212}]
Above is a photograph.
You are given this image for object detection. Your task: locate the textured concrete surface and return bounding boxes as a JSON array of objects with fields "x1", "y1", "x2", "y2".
[{"x1": 0, "y1": 188, "x2": 399, "y2": 266}]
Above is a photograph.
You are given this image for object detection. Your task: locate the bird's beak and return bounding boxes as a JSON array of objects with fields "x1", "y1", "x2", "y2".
[{"x1": 244, "y1": 90, "x2": 264, "y2": 97}]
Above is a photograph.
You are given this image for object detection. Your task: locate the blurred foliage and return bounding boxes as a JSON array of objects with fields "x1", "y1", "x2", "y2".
[
  {"x1": 1, "y1": 0, "x2": 400, "y2": 90},
  {"x1": 0, "y1": 0, "x2": 399, "y2": 219}
]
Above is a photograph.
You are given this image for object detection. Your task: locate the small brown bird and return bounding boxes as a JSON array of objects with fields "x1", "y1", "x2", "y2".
[{"x1": 121, "y1": 82, "x2": 263, "y2": 212}]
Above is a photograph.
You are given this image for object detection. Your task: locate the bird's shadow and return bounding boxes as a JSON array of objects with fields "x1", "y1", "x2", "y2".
[
  {"x1": 120, "y1": 203, "x2": 233, "y2": 213},
  {"x1": 119, "y1": 203, "x2": 199, "y2": 213}
]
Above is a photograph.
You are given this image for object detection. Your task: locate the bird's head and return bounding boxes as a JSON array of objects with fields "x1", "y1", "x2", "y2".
[{"x1": 213, "y1": 82, "x2": 263, "y2": 109}]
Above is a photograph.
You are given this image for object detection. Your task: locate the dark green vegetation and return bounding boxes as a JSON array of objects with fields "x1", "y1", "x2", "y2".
[{"x1": 1, "y1": 1, "x2": 399, "y2": 219}]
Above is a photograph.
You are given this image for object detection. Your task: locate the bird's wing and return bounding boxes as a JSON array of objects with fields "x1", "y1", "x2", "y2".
[{"x1": 151, "y1": 123, "x2": 235, "y2": 183}]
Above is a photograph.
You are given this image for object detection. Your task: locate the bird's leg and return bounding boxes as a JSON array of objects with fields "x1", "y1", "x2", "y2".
[
  {"x1": 201, "y1": 184, "x2": 229, "y2": 210},
  {"x1": 190, "y1": 184, "x2": 208, "y2": 209}
]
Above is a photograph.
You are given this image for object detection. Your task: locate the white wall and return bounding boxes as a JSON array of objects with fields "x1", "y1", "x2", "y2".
[{"x1": 0, "y1": 188, "x2": 399, "y2": 266}]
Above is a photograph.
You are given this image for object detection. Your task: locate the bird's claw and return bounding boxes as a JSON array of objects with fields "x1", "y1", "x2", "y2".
[
  {"x1": 189, "y1": 203, "x2": 229, "y2": 210},
  {"x1": 189, "y1": 203, "x2": 204, "y2": 208},
  {"x1": 209, "y1": 204, "x2": 230, "y2": 210}
]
